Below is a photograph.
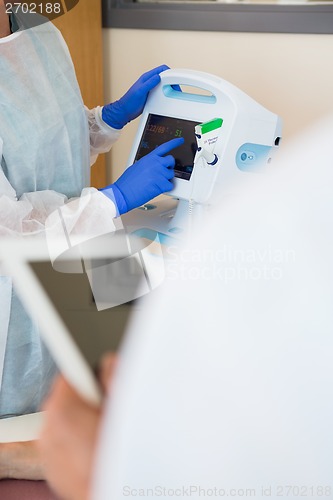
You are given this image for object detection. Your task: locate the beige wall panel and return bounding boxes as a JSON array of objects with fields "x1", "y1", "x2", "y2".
[{"x1": 103, "y1": 28, "x2": 333, "y2": 181}]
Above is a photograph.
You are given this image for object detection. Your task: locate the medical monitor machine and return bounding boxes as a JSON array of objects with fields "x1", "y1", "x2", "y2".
[{"x1": 125, "y1": 69, "x2": 282, "y2": 238}]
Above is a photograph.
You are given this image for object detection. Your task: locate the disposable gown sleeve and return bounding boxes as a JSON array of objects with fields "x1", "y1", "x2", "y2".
[
  {"x1": 86, "y1": 106, "x2": 121, "y2": 166},
  {"x1": 0, "y1": 188, "x2": 117, "y2": 238},
  {"x1": 0, "y1": 188, "x2": 118, "y2": 417}
]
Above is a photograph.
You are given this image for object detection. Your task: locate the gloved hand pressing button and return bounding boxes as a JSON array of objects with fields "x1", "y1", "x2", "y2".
[
  {"x1": 102, "y1": 65, "x2": 170, "y2": 130},
  {"x1": 100, "y1": 137, "x2": 184, "y2": 215}
]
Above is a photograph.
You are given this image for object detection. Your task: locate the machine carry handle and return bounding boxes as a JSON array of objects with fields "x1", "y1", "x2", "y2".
[{"x1": 160, "y1": 69, "x2": 234, "y2": 106}]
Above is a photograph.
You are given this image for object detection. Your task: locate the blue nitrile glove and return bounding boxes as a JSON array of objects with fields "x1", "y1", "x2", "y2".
[
  {"x1": 102, "y1": 65, "x2": 170, "y2": 130},
  {"x1": 100, "y1": 137, "x2": 184, "y2": 215}
]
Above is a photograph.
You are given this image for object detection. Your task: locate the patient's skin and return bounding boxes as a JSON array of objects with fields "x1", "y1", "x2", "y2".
[
  {"x1": 0, "y1": 0, "x2": 11, "y2": 38},
  {"x1": 39, "y1": 354, "x2": 117, "y2": 499},
  {"x1": 0, "y1": 441, "x2": 45, "y2": 480}
]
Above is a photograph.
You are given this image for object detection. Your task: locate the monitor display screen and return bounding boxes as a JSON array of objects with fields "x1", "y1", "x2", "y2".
[{"x1": 134, "y1": 114, "x2": 200, "y2": 181}]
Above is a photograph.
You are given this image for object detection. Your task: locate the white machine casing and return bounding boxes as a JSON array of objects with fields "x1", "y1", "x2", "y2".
[
  {"x1": 127, "y1": 69, "x2": 281, "y2": 199},
  {"x1": 125, "y1": 69, "x2": 282, "y2": 238}
]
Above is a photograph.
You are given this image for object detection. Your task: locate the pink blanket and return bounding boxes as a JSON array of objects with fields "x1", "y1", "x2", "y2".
[{"x1": 0, "y1": 480, "x2": 59, "y2": 499}]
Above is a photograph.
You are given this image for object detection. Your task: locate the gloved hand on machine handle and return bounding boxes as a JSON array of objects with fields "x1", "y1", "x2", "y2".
[
  {"x1": 102, "y1": 65, "x2": 170, "y2": 130},
  {"x1": 100, "y1": 137, "x2": 184, "y2": 215}
]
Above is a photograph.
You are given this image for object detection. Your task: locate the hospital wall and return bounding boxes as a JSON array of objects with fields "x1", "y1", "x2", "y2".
[{"x1": 102, "y1": 28, "x2": 333, "y2": 182}]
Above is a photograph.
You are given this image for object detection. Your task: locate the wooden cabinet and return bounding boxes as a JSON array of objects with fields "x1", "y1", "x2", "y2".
[{"x1": 53, "y1": 0, "x2": 106, "y2": 188}]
